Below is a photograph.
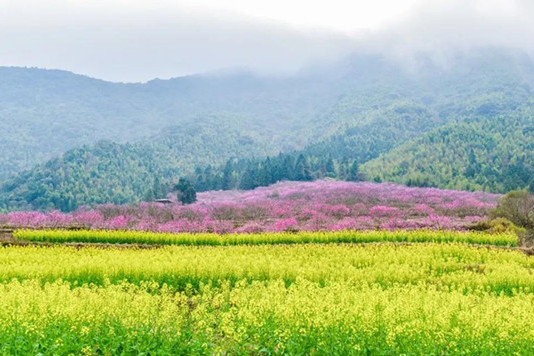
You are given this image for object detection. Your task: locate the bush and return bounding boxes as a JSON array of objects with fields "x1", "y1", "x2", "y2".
[
  {"x1": 492, "y1": 191, "x2": 534, "y2": 247},
  {"x1": 468, "y1": 217, "x2": 525, "y2": 235}
]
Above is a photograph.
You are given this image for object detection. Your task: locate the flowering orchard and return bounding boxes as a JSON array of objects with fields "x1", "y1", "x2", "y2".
[{"x1": 0, "y1": 181, "x2": 499, "y2": 233}]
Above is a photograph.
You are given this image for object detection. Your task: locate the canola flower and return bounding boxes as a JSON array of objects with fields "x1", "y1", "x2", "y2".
[
  {"x1": 1, "y1": 278, "x2": 534, "y2": 354},
  {"x1": 1, "y1": 238, "x2": 533, "y2": 354},
  {"x1": 13, "y1": 228, "x2": 518, "y2": 247},
  {"x1": 1, "y1": 243, "x2": 532, "y2": 292}
]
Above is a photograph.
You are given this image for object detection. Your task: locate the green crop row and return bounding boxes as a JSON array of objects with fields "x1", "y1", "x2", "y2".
[{"x1": 13, "y1": 228, "x2": 518, "y2": 247}]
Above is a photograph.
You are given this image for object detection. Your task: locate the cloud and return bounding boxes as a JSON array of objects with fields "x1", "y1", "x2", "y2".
[
  {"x1": 1, "y1": 0, "x2": 533, "y2": 81},
  {"x1": 0, "y1": 1, "x2": 355, "y2": 82},
  {"x1": 362, "y1": 0, "x2": 534, "y2": 62}
]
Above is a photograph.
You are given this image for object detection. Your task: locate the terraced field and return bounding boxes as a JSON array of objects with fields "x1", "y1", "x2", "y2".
[{"x1": 1, "y1": 229, "x2": 533, "y2": 354}]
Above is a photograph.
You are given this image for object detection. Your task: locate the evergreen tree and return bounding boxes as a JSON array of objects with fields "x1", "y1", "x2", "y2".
[
  {"x1": 222, "y1": 160, "x2": 234, "y2": 190},
  {"x1": 175, "y1": 177, "x2": 197, "y2": 204},
  {"x1": 152, "y1": 177, "x2": 166, "y2": 198},
  {"x1": 143, "y1": 188, "x2": 155, "y2": 202},
  {"x1": 348, "y1": 160, "x2": 359, "y2": 181},
  {"x1": 282, "y1": 155, "x2": 296, "y2": 180},
  {"x1": 325, "y1": 157, "x2": 336, "y2": 178},
  {"x1": 240, "y1": 168, "x2": 258, "y2": 190},
  {"x1": 295, "y1": 154, "x2": 313, "y2": 181}
]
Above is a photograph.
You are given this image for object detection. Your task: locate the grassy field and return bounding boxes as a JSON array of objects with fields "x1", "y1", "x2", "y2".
[{"x1": 1, "y1": 230, "x2": 533, "y2": 354}]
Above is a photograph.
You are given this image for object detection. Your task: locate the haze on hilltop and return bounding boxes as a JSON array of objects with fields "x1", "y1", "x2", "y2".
[{"x1": 1, "y1": 0, "x2": 534, "y2": 82}]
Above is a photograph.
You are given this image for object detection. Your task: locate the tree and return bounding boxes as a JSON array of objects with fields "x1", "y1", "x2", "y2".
[
  {"x1": 295, "y1": 154, "x2": 312, "y2": 181},
  {"x1": 152, "y1": 177, "x2": 166, "y2": 199},
  {"x1": 175, "y1": 177, "x2": 197, "y2": 204},
  {"x1": 143, "y1": 187, "x2": 155, "y2": 202},
  {"x1": 240, "y1": 168, "x2": 258, "y2": 190},
  {"x1": 222, "y1": 160, "x2": 234, "y2": 190},
  {"x1": 493, "y1": 191, "x2": 534, "y2": 229},
  {"x1": 493, "y1": 191, "x2": 534, "y2": 247},
  {"x1": 325, "y1": 157, "x2": 336, "y2": 178},
  {"x1": 348, "y1": 160, "x2": 359, "y2": 181}
]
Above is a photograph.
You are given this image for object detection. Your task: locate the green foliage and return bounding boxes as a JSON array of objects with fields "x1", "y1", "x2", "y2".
[
  {"x1": 468, "y1": 217, "x2": 525, "y2": 235},
  {"x1": 175, "y1": 178, "x2": 197, "y2": 204},
  {"x1": 0, "y1": 65, "x2": 350, "y2": 180},
  {"x1": 14, "y1": 229, "x2": 518, "y2": 247},
  {"x1": 360, "y1": 94, "x2": 534, "y2": 193},
  {"x1": 191, "y1": 152, "x2": 362, "y2": 191},
  {"x1": 0, "y1": 121, "x2": 271, "y2": 211}
]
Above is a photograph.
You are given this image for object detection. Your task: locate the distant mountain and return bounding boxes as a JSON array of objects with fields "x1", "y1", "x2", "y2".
[
  {"x1": 1, "y1": 48, "x2": 534, "y2": 211},
  {"x1": 0, "y1": 65, "x2": 348, "y2": 179}
]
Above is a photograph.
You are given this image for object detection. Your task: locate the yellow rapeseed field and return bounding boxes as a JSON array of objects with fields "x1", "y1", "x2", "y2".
[{"x1": 0, "y1": 232, "x2": 533, "y2": 354}]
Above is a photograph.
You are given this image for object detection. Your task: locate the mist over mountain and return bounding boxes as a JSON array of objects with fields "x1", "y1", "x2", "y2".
[
  {"x1": 1, "y1": 48, "x2": 533, "y2": 211},
  {"x1": 3, "y1": 0, "x2": 534, "y2": 82},
  {"x1": 0, "y1": 64, "x2": 349, "y2": 179}
]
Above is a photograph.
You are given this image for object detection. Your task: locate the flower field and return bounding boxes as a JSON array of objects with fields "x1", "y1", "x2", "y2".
[
  {"x1": 1, "y1": 182, "x2": 529, "y2": 354},
  {"x1": 14, "y1": 228, "x2": 517, "y2": 246},
  {"x1": 0, "y1": 181, "x2": 499, "y2": 233},
  {"x1": 1, "y1": 239, "x2": 534, "y2": 354}
]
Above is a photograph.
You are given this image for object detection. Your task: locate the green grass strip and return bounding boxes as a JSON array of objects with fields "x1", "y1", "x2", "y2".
[{"x1": 13, "y1": 229, "x2": 518, "y2": 247}]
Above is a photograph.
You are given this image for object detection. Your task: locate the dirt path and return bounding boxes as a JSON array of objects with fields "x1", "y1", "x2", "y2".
[{"x1": 0, "y1": 229, "x2": 14, "y2": 243}]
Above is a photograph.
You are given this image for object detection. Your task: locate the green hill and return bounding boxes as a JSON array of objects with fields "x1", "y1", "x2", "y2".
[
  {"x1": 0, "y1": 119, "x2": 273, "y2": 211},
  {"x1": 360, "y1": 98, "x2": 534, "y2": 192}
]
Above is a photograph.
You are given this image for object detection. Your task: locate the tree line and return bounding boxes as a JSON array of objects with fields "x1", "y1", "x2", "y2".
[{"x1": 188, "y1": 153, "x2": 360, "y2": 192}]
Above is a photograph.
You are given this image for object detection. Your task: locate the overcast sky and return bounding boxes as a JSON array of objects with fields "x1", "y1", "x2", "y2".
[{"x1": 1, "y1": 0, "x2": 533, "y2": 82}]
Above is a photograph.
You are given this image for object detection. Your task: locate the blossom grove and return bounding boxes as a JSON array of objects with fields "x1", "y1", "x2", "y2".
[{"x1": 0, "y1": 181, "x2": 499, "y2": 233}]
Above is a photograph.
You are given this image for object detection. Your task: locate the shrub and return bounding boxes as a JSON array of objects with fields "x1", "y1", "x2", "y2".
[
  {"x1": 492, "y1": 191, "x2": 534, "y2": 246},
  {"x1": 468, "y1": 217, "x2": 525, "y2": 235}
]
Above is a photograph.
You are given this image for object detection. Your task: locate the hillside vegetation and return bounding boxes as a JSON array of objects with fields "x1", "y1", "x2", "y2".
[
  {"x1": 1, "y1": 49, "x2": 534, "y2": 211},
  {"x1": 361, "y1": 93, "x2": 534, "y2": 191}
]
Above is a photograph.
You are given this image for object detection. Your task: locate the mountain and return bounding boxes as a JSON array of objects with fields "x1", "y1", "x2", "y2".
[
  {"x1": 0, "y1": 65, "x2": 348, "y2": 179},
  {"x1": 1, "y1": 49, "x2": 534, "y2": 211}
]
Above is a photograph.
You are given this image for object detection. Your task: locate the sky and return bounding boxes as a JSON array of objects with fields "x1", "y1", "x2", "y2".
[{"x1": 0, "y1": 0, "x2": 533, "y2": 82}]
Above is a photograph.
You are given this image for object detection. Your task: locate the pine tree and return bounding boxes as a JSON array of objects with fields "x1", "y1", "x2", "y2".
[
  {"x1": 348, "y1": 160, "x2": 359, "y2": 181},
  {"x1": 325, "y1": 157, "x2": 336, "y2": 178},
  {"x1": 295, "y1": 154, "x2": 313, "y2": 181},
  {"x1": 222, "y1": 160, "x2": 234, "y2": 190},
  {"x1": 175, "y1": 177, "x2": 197, "y2": 204}
]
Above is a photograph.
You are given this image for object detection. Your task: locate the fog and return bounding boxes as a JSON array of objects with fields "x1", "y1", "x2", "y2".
[{"x1": 0, "y1": 0, "x2": 533, "y2": 82}]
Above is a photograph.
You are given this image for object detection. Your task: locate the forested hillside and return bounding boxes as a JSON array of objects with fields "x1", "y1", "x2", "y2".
[
  {"x1": 360, "y1": 97, "x2": 534, "y2": 192},
  {"x1": 1, "y1": 49, "x2": 534, "y2": 211},
  {"x1": 0, "y1": 120, "x2": 273, "y2": 211},
  {"x1": 189, "y1": 80, "x2": 534, "y2": 193},
  {"x1": 0, "y1": 66, "x2": 347, "y2": 179}
]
